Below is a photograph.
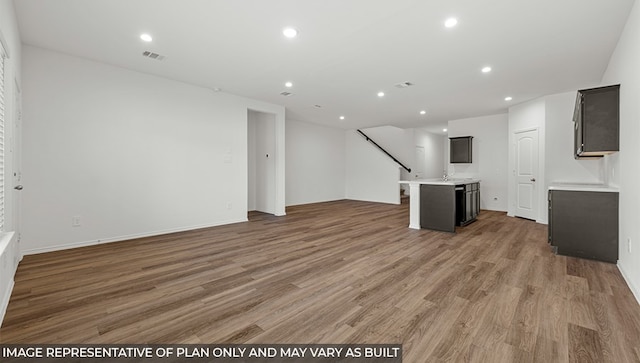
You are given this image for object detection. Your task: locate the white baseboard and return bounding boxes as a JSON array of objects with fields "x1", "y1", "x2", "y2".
[
  {"x1": 0, "y1": 231, "x2": 17, "y2": 328},
  {"x1": 618, "y1": 261, "x2": 640, "y2": 306},
  {"x1": 22, "y1": 218, "x2": 248, "y2": 256},
  {"x1": 346, "y1": 197, "x2": 401, "y2": 205}
]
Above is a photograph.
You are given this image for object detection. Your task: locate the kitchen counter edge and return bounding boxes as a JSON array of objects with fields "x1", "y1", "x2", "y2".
[
  {"x1": 548, "y1": 183, "x2": 619, "y2": 193},
  {"x1": 399, "y1": 179, "x2": 481, "y2": 186}
]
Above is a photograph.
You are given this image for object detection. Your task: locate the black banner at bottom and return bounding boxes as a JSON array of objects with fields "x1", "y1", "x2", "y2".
[{"x1": 1, "y1": 344, "x2": 402, "y2": 363}]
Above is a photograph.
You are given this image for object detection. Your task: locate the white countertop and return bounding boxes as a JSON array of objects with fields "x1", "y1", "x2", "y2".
[
  {"x1": 548, "y1": 182, "x2": 619, "y2": 192},
  {"x1": 399, "y1": 178, "x2": 481, "y2": 186}
]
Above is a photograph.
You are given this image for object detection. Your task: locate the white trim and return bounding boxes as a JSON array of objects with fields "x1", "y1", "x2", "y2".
[
  {"x1": 513, "y1": 126, "x2": 539, "y2": 134},
  {"x1": 618, "y1": 262, "x2": 640, "y2": 306},
  {"x1": 0, "y1": 231, "x2": 13, "y2": 253},
  {"x1": 0, "y1": 279, "x2": 14, "y2": 327},
  {"x1": 0, "y1": 231, "x2": 16, "y2": 328},
  {"x1": 22, "y1": 218, "x2": 248, "y2": 255},
  {"x1": 286, "y1": 198, "x2": 347, "y2": 208},
  {"x1": 0, "y1": 31, "x2": 9, "y2": 59}
]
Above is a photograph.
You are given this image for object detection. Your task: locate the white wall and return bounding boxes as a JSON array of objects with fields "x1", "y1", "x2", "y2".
[
  {"x1": 507, "y1": 99, "x2": 546, "y2": 222},
  {"x1": 414, "y1": 128, "x2": 445, "y2": 180},
  {"x1": 21, "y1": 45, "x2": 285, "y2": 255},
  {"x1": 601, "y1": 0, "x2": 640, "y2": 303},
  {"x1": 357, "y1": 126, "x2": 414, "y2": 181},
  {"x1": 285, "y1": 119, "x2": 345, "y2": 206},
  {"x1": 508, "y1": 91, "x2": 610, "y2": 224},
  {"x1": 345, "y1": 130, "x2": 401, "y2": 204},
  {"x1": 447, "y1": 114, "x2": 509, "y2": 211},
  {"x1": 0, "y1": 0, "x2": 22, "y2": 327},
  {"x1": 345, "y1": 126, "x2": 444, "y2": 200},
  {"x1": 545, "y1": 91, "x2": 604, "y2": 185}
]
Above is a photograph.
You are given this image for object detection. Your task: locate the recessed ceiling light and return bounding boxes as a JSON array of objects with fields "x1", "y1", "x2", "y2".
[
  {"x1": 443, "y1": 128, "x2": 448, "y2": 132},
  {"x1": 420, "y1": 110, "x2": 427, "y2": 115},
  {"x1": 377, "y1": 91, "x2": 385, "y2": 97},
  {"x1": 140, "y1": 33, "x2": 153, "y2": 42},
  {"x1": 505, "y1": 96, "x2": 513, "y2": 101},
  {"x1": 285, "y1": 82, "x2": 293, "y2": 88},
  {"x1": 444, "y1": 18, "x2": 458, "y2": 28},
  {"x1": 339, "y1": 116, "x2": 345, "y2": 120},
  {"x1": 481, "y1": 66, "x2": 492, "y2": 73},
  {"x1": 283, "y1": 27, "x2": 298, "y2": 38}
]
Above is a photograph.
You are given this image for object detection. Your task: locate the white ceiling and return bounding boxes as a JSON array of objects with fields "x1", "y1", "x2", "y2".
[{"x1": 13, "y1": 0, "x2": 635, "y2": 131}]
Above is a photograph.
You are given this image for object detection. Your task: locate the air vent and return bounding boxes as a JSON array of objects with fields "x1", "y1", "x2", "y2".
[
  {"x1": 394, "y1": 81, "x2": 414, "y2": 88},
  {"x1": 142, "y1": 51, "x2": 166, "y2": 61},
  {"x1": 280, "y1": 91, "x2": 293, "y2": 97}
]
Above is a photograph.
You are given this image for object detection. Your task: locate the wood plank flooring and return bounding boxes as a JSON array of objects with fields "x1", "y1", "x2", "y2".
[{"x1": 1, "y1": 199, "x2": 640, "y2": 362}]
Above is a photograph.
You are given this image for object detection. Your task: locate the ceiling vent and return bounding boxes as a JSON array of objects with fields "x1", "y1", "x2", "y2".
[
  {"x1": 142, "y1": 51, "x2": 166, "y2": 61},
  {"x1": 394, "y1": 81, "x2": 414, "y2": 89},
  {"x1": 280, "y1": 91, "x2": 294, "y2": 97}
]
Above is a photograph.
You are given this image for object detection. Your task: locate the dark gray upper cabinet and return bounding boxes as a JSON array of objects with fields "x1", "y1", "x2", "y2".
[
  {"x1": 450, "y1": 136, "x2": 473, "y2": 163},
  {"x1": 573, "y1": 84, "x2": 620, "y2": 159}
]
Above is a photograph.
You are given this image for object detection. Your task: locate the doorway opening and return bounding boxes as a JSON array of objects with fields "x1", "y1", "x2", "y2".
[{"x1": 248, "y1": 110, "x2": 277, "y2": 217}]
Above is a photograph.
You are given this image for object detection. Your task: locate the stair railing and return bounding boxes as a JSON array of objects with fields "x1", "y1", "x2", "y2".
[{"x1": 356, "y1": 129, "x2": 411, "y2": 173}]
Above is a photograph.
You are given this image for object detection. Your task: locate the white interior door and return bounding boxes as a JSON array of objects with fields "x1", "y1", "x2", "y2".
[{"x1": 515, "y1": 129, "x2": 538, "y2": 220}]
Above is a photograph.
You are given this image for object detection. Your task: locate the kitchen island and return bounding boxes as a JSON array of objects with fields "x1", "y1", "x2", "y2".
[{"x1": 399, "y1": 178, "x2": 481, "y2": 232}]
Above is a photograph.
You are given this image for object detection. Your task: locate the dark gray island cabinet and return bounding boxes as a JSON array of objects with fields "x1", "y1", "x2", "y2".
[
  {"x1": 420, "y1": 181, "x2": 480, "y2": 232},
  {"x1": 399, "y1": 179, "x2": 480, "y2": 233},
  {"x1": 548, "y1": 184, "x2": 619, "y2": 263}
]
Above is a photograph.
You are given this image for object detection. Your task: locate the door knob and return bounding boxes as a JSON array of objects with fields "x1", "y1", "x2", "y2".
[
  {"x1": 14, "y1": 185, "x2": 23, "y2": 190},
  {"x1": 530, "y1": 178, "x2": 536, "y2": 182}
]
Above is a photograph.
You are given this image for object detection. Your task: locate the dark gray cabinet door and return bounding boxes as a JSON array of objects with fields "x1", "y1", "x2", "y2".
[
  {"x1": 465, "y1": 190, "x2": 473, "y2": 222},
  {"x1": 549, "y1": 190, "x2": 618, "y2": 263},
  {"x1": 457, "y1": 183, "x2": 480, "y2": 226},
  {"x1": 450, "y1": 137, "x2": 473, "y2": 163},
  {"x1": 420, "y1": 184, "x2": 456, "y2": 233},
  {"x1": 548, "y1": 191, "x2": 553, "y2": 244},
  {"x1": 574, "y1": 85, "x2": 619, "y2": 158},
  {"x1": 472, "y1": 183, "x2": 480, "y2": 218}
]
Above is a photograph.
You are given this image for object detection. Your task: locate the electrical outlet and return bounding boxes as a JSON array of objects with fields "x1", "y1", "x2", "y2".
[
  {"x1": 628, "y1": 238, "x2": 632, "y2": 254},
  {"x1": 72, "y1": 215, "x2": 81, "y2": 227},
  {"x1": 226, "y1": 203, "x2": 232, "y2": 210}
]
